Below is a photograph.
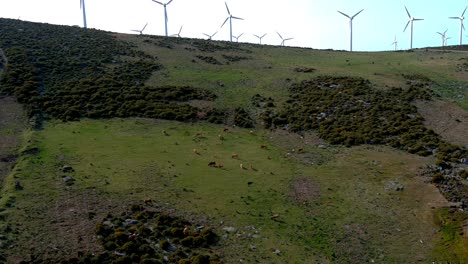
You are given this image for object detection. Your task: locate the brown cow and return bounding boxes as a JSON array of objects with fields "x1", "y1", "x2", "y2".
[{"x1": 231, "y1": 153, "x2": 238, "y2": 158}]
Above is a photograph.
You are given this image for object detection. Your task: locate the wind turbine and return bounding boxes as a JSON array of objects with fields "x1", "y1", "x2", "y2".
[
  {"x1": 337, "y1": 9, "x2": 364, "y2": 52},
  {"x1": 253, "y1": 33, "x2": 267, "y2": 44},
  {"x1": 444, "y1": 37, "x2": 451, "y2": 46},
  {"x1": 449, "y1": 6, "x2": 467, "y2": 45},
  {"x1": 203, "y1": 31, "x2": 218, "y2": 40},
  {"x1": 403, "y1": 6, "x2": 424, "y2": 49},
  {"x1": 391, "y1": 36, "x2": 398, "y2": 51},
  {"x1": 131, "y1": 23, "x2": 148, "y2": 35},
  {"x1": 171, "y1": 25, "x2": 183, "y2": 37},
  {"x1": 277, "y1": 32, "x2": 293, "y2": 46},
  {"x1": 80, "y1": 0, "x2": 87, "y2": 28},
  {"x1": 233, "y1": 33, "x2": 244, "y2": 42},
  {"x1": 221, "y1": 2, "x2": 243, "y2": 42},
  {"x1": 437, "y1": 29, "x2": 448, "y2": 46},
  {"x1": 151, "y1": 0, "x2": 174, "y2": 37}
]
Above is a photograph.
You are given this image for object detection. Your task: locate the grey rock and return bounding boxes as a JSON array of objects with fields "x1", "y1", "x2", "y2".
[
  {"x1": 222, "y1": 226, "x2": 237, "y2": 233},
  {"x1": 62, "y1": 165, "x2": 73, "y2": 172},
  {"x1": 272, "y1": 249, "x2": 281, "y2": 255},
  {"x1": 384, "y1": 181, "x2": 404, "y2": 191},
  {"x1": 62, "y1": 176, "x2": 75, "y2": 185}
]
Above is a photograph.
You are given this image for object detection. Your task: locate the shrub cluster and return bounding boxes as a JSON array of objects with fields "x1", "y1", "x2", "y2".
[
  {"x1": 60, "y1": 204, "x2": 221, "y2": 263},
  {"x1": 265, "y1": 75, "x2": 465, "y2": 162}
]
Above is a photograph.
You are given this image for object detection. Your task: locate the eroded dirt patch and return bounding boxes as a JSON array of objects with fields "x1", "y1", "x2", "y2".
[
  {"x1": 414, "y1": 99, "x2": 468, "y2": 148},
  {"x1": 289, "y1": 176, "x2": 321, "y2": 205}
]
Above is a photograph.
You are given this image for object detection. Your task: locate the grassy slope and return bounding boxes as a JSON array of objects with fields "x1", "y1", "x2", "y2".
[
  {"x1": 0, "y1": 24, "x2": 467, "y2": 263},
  {"x1": 0, "y1": 118, "x2": 458, "y2": 263}
]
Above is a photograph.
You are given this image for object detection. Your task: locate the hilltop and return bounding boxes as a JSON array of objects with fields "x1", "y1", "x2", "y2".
[{"x1": 0, "y1": 18, "x2": 467, "y2": 263}]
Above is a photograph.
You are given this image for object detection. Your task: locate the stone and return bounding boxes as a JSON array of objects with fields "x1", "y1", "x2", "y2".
[
  {"x1": 272, "y1": 249, "x2": 281, "y2": 255},
  {"x1": 222, "y1": 226, "x2": 237, "y2": 233},
  {"x1": 62, "y1": 165, "x2": 73, "y2": 172},
  {"x1": 62, "y1": 176, "x2": 75, "y2": 185}
]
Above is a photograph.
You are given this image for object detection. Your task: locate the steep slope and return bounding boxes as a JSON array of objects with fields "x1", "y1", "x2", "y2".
[{"x1": 0, "y1": 18, "x2": 467, "y2": 263}]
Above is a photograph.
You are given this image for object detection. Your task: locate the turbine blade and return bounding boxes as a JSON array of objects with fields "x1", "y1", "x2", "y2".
[
  {"x1": 444, "y1": 29, "x2": 448, "y2": 34},
  {"x1": 253, "y1": 34, "x2": 260, "y2": 38},
  {"x1": 167, "y1": 0, "x2": 173, "y2": 5},
  {"x1": 448, "y1": 17, "x2": 459, "y2": 19},
  {"x1": 337, "y1": 10, "x2": 351, "y2": 18},
  {"x1": 403, "y1": 21, "x2": 410, "y2": 32},
  {"x1": 225, "y1": 2, "x2": 231, "y2": 15},
  {"x1": 80, "y1": 0, "x2": 82, "y2": 9},
  {"x1": 414, "y1": 18, "x2": 423, "y2": 21},
  {"x1": 152, "y1": 0, "x2": 164, "y2": 5},
  {"x1": 262, "y1": 33, "x2": 267, "y2": 38},
  {"x1": 462, "y1": 6, "x2": 467, "y2": 17},
  {"x1": 212, "y1": 31, "x2": 217, "y2": 37},
  {"x1": 142, "y1": 23, "x2": 148, "y2": 31},
  {"x1": 285, "y1": 38, "x2": 293, "y2": 41},
  {"x1": 232, "y1": 16, "x2": 243, "y2": 20},
  {"x1": 352, "y1": 9, "x2": 364, "y2": 19},
  {"x1": 221, "y1": 17, "x2": 229, "y2": 27},
  {"x1": 277, "y1": 31, "x2": 283, "y2": 39},
  {"x1": 203, "y1": 33, "x2": 210, "y2": 38},
  {"x1": 239, "y1": 33, "x2": 244, "y2": 38},
  {"x1": 404, "y1": 6, "x2": 411, "y2": 18},
  {"x1": 463, "y1": 24, "x2": 466, "y2": 30},
  {"x1": 179, "y1": 25, "x2": 183, "y2": 34}
]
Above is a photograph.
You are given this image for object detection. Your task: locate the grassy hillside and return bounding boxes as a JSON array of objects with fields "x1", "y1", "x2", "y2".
[{"x1": 0, "y1": 18, "x2": 467, "y2": 263}]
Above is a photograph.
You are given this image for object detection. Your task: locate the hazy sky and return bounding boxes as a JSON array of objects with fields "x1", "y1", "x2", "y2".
[{"x1": 0, "y1": 0, "x2": 467, "y2": 51}]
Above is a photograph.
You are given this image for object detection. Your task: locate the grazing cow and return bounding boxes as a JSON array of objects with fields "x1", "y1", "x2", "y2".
[
  {"x1": 163, "y1": 130, "x2": 169, "y2": 136},
  {"x1": 231, "y1": 154, "x2": 238, "y2": 159},
  {"x1": 193, "y1": 148, "x2": 200, "y2": 155},
  {"x1": 218, "y1": 134, "x2": 224, "y2": 140},
  {"x1": 270, "y1": 214, "x2": 280, "y2": 219},
  {"x1": 144, "y1": 198, "x2": 152, "y2": 204},
  {"x1": 223, "y1": 128, "x2": 229, "y2": 132},
  {"x1": 249, "y1": 164, "x2": 256, "y2": 171},
  {"x1": 298, "y1": 148, "x2": 304, "y2": 153},
  {"x1": 217, "y1": 163, "x2": 223, "y2": 168},
  {"x1": 267, "y1": 156, "x2": 271, "y2": 160},
  {"x1": 208, "y1": 161, "x2": 216, "y2": 167},
  {"x1": 260, "y1": 145, "x2": 267, "y2": 149},
  {"x1": 183, "y1": 225, "x2": 190, "y2": 235},
  {"x1": 240, "y1": 163, "x2": 245, "y2": 170},
  {"x1": 249, "y1": 130, "x2": 254, "y2": 134}
]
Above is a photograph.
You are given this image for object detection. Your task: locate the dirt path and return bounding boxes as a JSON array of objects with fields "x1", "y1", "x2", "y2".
[
  {"x1": 0, "y1": 96, "x2": 28, "y2": 182},
  {"x1": 414, "y1": 99, "x2": 468, "y2": 148}
]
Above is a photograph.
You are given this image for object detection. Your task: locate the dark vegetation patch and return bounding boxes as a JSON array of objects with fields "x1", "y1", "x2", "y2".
[
  {"x1": 420, "y1": 165, "x2": 468, "y2": 210},
  {"x1": 251, "y1": 94, "x2": 275, "y2": 108},
  {"x1": 233, "y1": 108, "x2": 254, "y2": 128},
  {"x1": 221, "y1": 54, "x2": 250, "y2": 63},
  {"x1": 294, "y1": 67, "x2": 316, "y2": 73},
  {"x1": 265, "y1": 75, "x2": 465, "y2": 163},
  {"x1": 456, "y1": 58, "x2": 468, "y2": 72},
  {"x1": 195, "y1": 55, "x2": 222, "y2": 65},
  {"x1": 0, "y1": 18, "x2": 234, "y2": 125},
  {"x1": 49, "y1": 204, "x2": 221, "y2": 263},
  {"x1": 190, "y1": 40, "x2": 250, "y2": 53}
]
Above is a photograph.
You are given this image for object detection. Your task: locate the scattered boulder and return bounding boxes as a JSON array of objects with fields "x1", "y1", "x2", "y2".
[
  {"x1": 460, "y1": 158, "x2": 468, "y2": 165},
  {"x1": 62, "y1": 175, "x2": 75, "y2": 185},
  {"x1": 384, "y1": 181, "x2": 404, "y2": 191},
  {"x1": 62, "y1": 165, "x2": 73, "y2": 172},
  {"x1": 222, "y1": 226, "x2": 237, "y2": 233}
]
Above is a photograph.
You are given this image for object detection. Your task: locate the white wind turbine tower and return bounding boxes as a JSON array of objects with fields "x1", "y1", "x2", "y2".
[
  {"x1": 277, "y1": 32, "x2": 293, "y2": 46},
  {"x1": 253, "y1": 33, "x2": 267, "y2": 44},
  {"x1": 221, "y1": 2, "x2": 243, "y2": 42},
  {"x1": 403, "y1": 6, "x2": 424, "y2": 49},
  {"x1": 132, "y1": 23, "x2": 148, "y2": 35},
  {"x1": 171, "y1": 25, "x2": 183, "y2": 37},
  {"x1": 449, "y1": 6, "x2": 467, "y2": 46},
  {"x1": 233, "y1": 33, "x2": 244, "y2": 42},
  {"x1": 444, "y1": 37, "x2": 451, "y2": 46},
  {"x1": 391, "y1": 36, "x2": 398, "y2": 51},
  {"x1": 80, "y1": 0, "x2": 87, "y2": 28},
  {"x1": 337, "y1": 9, "x2": 364, "y2": 52},
  {"x1": 151, "y1": 0, "x2": 174, "y2": 37},
  {"x1": 203, "y1": 31, "x2": 218, "y2": 40},
  {"x1": 437, "y1": 29, "x2": 448, "y2": 47}
]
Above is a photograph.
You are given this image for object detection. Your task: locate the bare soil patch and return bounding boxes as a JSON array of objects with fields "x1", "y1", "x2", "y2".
[
  {"x1": 414, "y1": 99, "x2": 468, "y2": 148},
  {"x1": 0, "y1": 96, "x2": 27, "y2": 182},
  {"x1": 289, "y1": 176, "x2": 321, "y2": 205}
]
